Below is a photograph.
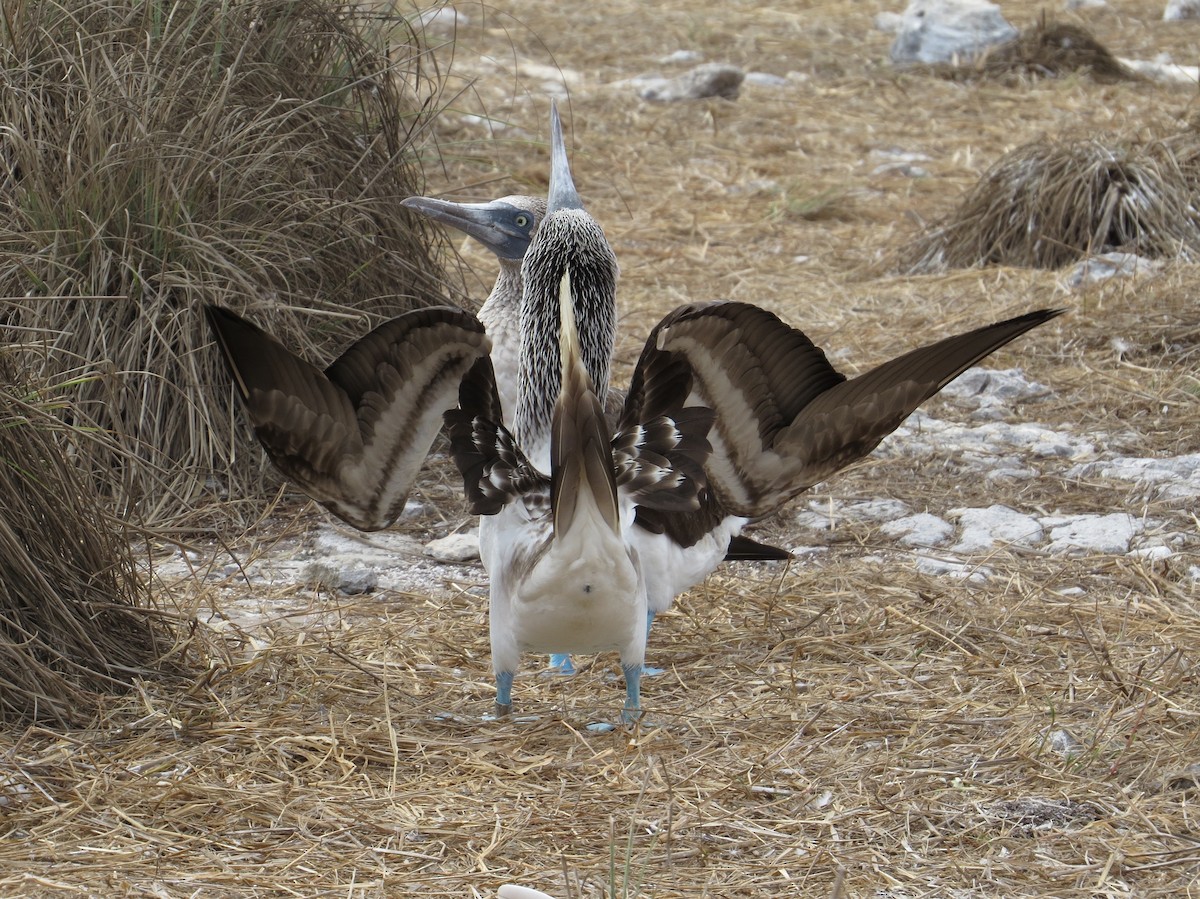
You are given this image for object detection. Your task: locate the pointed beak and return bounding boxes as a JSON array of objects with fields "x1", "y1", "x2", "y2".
[
  {"x1": 547, "y1": 100, "x2": 583, "y2": 215},
  {"x1": 402, "y1": 196, "x2": 531, "y2": 261}
]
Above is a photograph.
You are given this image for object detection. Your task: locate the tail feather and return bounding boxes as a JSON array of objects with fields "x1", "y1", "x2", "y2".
[{"x1": 551, "y1": 269, "x2": 621, "y2": 535}]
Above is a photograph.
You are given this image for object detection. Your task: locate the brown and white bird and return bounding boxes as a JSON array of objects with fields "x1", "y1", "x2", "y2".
[
  {"x1": 400, "y1": 193, "x2": 788, "y2": 679},
  {"x1": 399, "y1": 193, "x2": 545, "y2": 425},
  {"x1": 208, "y1": 100, "x2": 1062, "y2": 721}
]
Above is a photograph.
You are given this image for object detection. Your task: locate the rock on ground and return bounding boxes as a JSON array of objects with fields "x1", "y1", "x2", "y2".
[
  {"x1": 425, "y1": 532, "x2": 482, "y2": 563},
  {"x1": 889, "y1": 0, "x2": 1017, "y2": 66},
  {"x1": 1164, "y1": 0, "x2": 1200, "y2": 20},
  {"x1": 640, "y1": 63, "x2": 745, "y2": 101}
]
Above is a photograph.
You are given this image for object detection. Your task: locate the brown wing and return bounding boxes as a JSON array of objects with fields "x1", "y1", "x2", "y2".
[
  {"x1": 769, "y1": 308, "x2": 1065, "y2": 508},
  {"x1": 443, "y1": 355, "x2": 549, "y2": 516},
  {"x1": 648, "y1": 302, "x2": 1064, "y2": 518},
  {"x1": 206, "y1": 304, "x2": 491, "y2": 530}
]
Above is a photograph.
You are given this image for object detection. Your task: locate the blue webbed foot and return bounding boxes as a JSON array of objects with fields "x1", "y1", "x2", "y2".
[
  {"x1": 583, "y1": 664, "x2": 644, "y2": 733},
  {"x1": 546, "y1": 653, "x2": 576, "y2": 675}
]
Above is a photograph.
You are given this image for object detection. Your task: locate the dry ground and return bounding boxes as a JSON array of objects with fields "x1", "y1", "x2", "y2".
[{"x1": 3, "y1": 0, "x2": 1200, "y2": 896}]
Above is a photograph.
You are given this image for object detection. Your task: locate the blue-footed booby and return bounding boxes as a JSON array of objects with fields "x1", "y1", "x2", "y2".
[
  {"x1": 207, "y1": 100, "x2": 1063, "y2": 721},
  {"x1": 400, "y1": 192, "x2": 787, "y2": 679}
]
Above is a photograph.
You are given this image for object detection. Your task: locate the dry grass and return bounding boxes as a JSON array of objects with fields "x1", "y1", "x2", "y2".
[
  {"x1": 0, "y1": 360, "x2": 182, "y2": 726},
  {"x1": 0, "y1": 0, "x2": 459, "y2": 527},
  {"x1": 1, "y1": 0, "x2": 1198, "y2": 896},
  {"x1": 941, "y1": 19, "x2": 1138, "y2": 84},
  {"x1": 898, "y1": 129, "x2": 1200, "y2": 273}
]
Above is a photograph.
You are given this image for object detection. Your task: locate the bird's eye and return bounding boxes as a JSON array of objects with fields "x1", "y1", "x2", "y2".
[{"x1": 514, "y1": 214, "x2": 530, "y2": 228}]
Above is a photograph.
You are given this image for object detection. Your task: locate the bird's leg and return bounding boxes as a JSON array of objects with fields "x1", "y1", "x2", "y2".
[
  {"x1": 547, "y1": 653, "x2": 576, "y2": 675},
  {"x1": 641, "y1": 610, "x2": 665, "y2": 678},
  {"x1": 492, "y1": 670, "x2": 515, "y2": 719},
  {"x1": 621, "y1": 662, "x2": 642, "y2": 725}
]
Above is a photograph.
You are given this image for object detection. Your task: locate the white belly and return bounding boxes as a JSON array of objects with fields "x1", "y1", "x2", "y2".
[
  {"x1": 638, "y1": 515, "x2": 747, "y2": 614},
  {"x1": 483, "y1": 492, "x2": 648, "y2": 674}
]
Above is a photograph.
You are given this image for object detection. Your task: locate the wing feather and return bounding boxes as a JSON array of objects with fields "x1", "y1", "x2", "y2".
[
  {"x1": 206, "y1": 304, "x2": 490, "y2": 530},
  {"x1": 645, "y1": 302, "x2": 1064, "y2": 518}
]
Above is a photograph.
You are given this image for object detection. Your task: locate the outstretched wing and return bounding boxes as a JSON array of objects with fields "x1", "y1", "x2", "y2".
[
  {"x1": 768, "y1": 309, "x2": 1065, "y2": 506},
  {"x1": 206, "y1": 304, "x2": 491, "y2": 530},
  {"x1": 641, "y1": 301, "x2": 1063, "y2": 518}
]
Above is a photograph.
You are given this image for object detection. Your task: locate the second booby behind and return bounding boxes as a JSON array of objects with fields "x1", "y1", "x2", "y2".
[{"x1": 399, "y1": 193, "x2": 546, "y2": 424}]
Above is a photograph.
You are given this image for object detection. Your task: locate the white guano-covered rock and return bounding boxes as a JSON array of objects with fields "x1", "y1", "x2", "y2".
[{"x1": 889, "y1": 0, "x2": 1018, "y2": 66}]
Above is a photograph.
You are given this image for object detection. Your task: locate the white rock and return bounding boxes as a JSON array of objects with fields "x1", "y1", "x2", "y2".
[
  {"x1": 1044, "y1": 727, "x2": 1083, "y2": 755},
  {"x1": 881, "y1": 513, "x2": 954, "y2": 547},
  {"x1": 950, "y1": 505, "x2": 1044, "y2": 553},
  {"x1": 845, "y1": 499, "x2": 913, "y2": 522},
  {"x1": 313, "y1": 527, "x2": 424, "y2": 563},
  {"x1": 875, "y1": 11, "x2": 906, "y2": 33},
  {"x1": 1116, "y1": 57, "x2": 1199, "y2": 84},
  {"x1": 401, "y1": 499, "x2": 427, "y2": 519},
  {"x1": 796, "y1": 498, "x2": 912, "y2": 531},
  {"x1": 745, "y1": 71, "x2": 789, "y2": 88},
  {"x1": 641, "y1": 63, "x2": 745, "y2": 101},
  {"x1": 870, "y1": 147, "x2": 933, "y2": 162},
  {"x1": 1062, "y1": 252, "x2": 1160, "y2": 289},
  {"x1": 913, "y1": 552, "x2": 993, "y2": 582},
  {"x1": 940, "y1": 367, "x2": 1052, "y2": 406},
  {"x1": 1129, "y1": 545, "x2": 1173, "y2": 562},
  {"x1": 1045, "y1": 513, "x2": 1141, "y2": 555},
  {"x1": 872, "y1": 162, "x2": 929, "y2": 178},
  {"x1": 336, "y1": 568, "x2": 378, "y2": 595},
  {"x1": 986, "y1": 466, "x2": 1038, "y2": 482},
  {"x1": 886, "y1": 412, "x2": 1096, "y2": 463},
  {"x1": 1164, "y1": 0, "x2": 1200, "y2": 20},
  {"x1": 889, "y1": 0, "x2": 1018, "y2": 66},
  {"x1": 425, "y1": 532, "x2": 481, "y2": 563},
  {"x1": 517, "y1": 62, "x2": 584, "y2": 88},
  {"x1": 1066, "y1": 453, "x2": 1200, "y2": 501},
  {"x1": 660, "y1": 49, "x2": 703, "y2": 65}
]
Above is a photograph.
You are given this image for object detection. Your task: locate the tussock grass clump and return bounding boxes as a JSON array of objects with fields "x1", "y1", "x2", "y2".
[
  {"x1": 0, "y1": 0, "x2": 457, "y2": 526},
  {"x1": 976, "y1": 20, "x2": 1134, "y2": 83},
  {"x1": 0, "y1": 362, "x2": 173, "y2": 726},
  {"x1": 900, "y1": 131, "x2": 1200, "y2": 272}
]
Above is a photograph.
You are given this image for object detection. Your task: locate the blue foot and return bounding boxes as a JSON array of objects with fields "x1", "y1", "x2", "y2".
[
  {"x1": 641, "y1": 612, "x2": 663, "y2": 678},
  {"x1": 547, "y1": 653, "x2": 576, "y2": 675}
]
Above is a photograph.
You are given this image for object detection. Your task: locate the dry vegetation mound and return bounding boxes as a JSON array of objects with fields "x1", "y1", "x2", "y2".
[
  {"x1": 0, "y1": 361, "x2": 177, "y2": 726},
  {"x1": 0, "y1": 0, "x2": 456, "y2": 526},
  {"x1": 972, "y1": 20, "x2": 1135, "y2": 83},
  {"x1": 900, "y1": 128, "x2": 1200, "y2": 272}
]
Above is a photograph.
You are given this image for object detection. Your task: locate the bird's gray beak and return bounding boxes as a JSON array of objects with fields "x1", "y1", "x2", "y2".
[
  {"x1": 401, "y1": 196, "x2": 529, "y2": 261},
  {"x1": 547, "y1": 100, "x2": 583, "y2": 214}
]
